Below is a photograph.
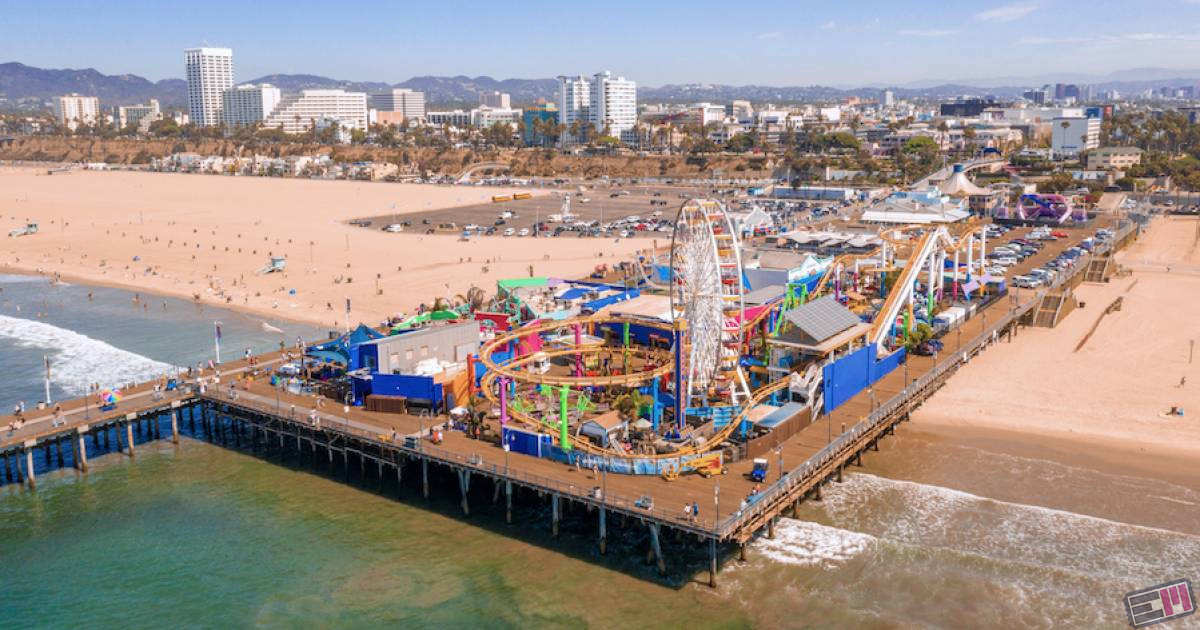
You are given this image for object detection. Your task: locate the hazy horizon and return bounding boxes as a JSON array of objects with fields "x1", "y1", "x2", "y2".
[{"x1": 4, "y1": 0, "x2": 1200, "y2": 87}]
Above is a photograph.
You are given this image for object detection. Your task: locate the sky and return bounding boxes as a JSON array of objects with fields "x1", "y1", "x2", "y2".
[{"x1": 5, "y1": 0, "x2": 1200, "y2": 86}]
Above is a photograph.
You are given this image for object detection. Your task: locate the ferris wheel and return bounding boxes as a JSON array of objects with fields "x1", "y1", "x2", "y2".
[{"x1": 669, "y1": 198, "x2": 751, "y2": 412}]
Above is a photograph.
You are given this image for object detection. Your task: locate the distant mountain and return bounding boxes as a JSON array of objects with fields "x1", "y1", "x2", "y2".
[
  {"x1": 0, "y1": 62, "x2": 185, "y2": 106},
  {"x1": 394, "y1": 75, "x2": 559, "y2": 105},
  {"x1": 246, "y1": 73, "x2": 391, "y2": 94},
  {"x1": 3, "y1": 61, "x2": 1200, "y2": 112}
]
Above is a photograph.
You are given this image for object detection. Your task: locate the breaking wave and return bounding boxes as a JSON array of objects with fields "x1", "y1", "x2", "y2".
[
  {"x1": 752, "y1": 520, "x2": 875, "y2": 568},
  {"x1": 0, "y1": 314, "x2": 176, "y2": 395},
  {"x1": 817, "y1": 473, "x2": 1200, "y2": 585}
]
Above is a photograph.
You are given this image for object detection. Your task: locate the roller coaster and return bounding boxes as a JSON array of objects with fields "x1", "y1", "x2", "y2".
[{"x1": 476, "y1": 199, "x2": 996, "y2": 469}]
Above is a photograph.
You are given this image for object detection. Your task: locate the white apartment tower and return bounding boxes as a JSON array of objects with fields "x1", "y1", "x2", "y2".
[
  {"x1": 557, "y1": 75, "x2": 591, "y2": 145},
  {"x1": 263, "y1": 89, "x2": 368, "y2": 134},
  {"x1": 591, "y1": 71, "x2": 637, "y2": 143},
  {"x1": 222, "y1": 84, "x2": 281, "y2": 127},
  {"x1": 557, "y1": 72, "x2": 637, "y2": 145},
  {"x1": 185, "y1": 47, "x2": 234, "y2": 127},
  {"x1": 53, "y1": 94, "x2": 100, "y2": 130},
  {"x1": 368, "y1": 88, "x2": 426, "y2": 120}
]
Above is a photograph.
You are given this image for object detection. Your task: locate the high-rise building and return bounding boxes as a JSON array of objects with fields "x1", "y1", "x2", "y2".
[
  {"x1": 1023, "y1": 88, "x2": 1048, "y2": 105},
  {"x1": 185, "y1": 47, "x2": 234, "y2": 127},
  {"x1": 263, "y1": 89, "x2": 368, "y2": 134},
  {"x1": 591, "y1": 71, "x2": 637, "y2": 143},
  {"x1": 556, "y1": 71, "x2": 637, "y2": 145},
  {"x1": 222, "y1": 84, "x2": 281, "y2": 127},
  {"x1": 117, "y1": 99, "x2": 161, "y2": 131},
  {"x1": 53, "y1": 94, "x2": 100, "y2": 130},
  {"x1": 881, "y1": 89, "x2": 895, "y2": 107},
  {"x1": 557, "y1": 75, "x2": 591, "y2": 145},
  {"x1": 479, "y1": 91, "x2": 511, "y2": 109},
  {"x1": 368, "y1": 88, "x2": 426, "y2": 121}
]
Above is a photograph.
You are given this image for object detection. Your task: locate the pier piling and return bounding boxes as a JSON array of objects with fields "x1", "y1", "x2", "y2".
[
  {"x1": 124, "y1": 422, "x2": 135, "y2": 458},
  {"x1": 24, "y1": 443, "x2": 36, "y2": 490},
  {"x1": 598, "y1": 507, "x2": 607, "y2": 555},
  {"x1": 647, "y1": 523, "x2": 666, "y2": 575},
  {"x1": 75, "y1": 427, "x2": 88, "y2": 473},
  {"x1": 505, "y1": 480, "x2": 513, "y2": 524},
  {"x1": 457, "y1": 469, "x2": 471, "y2": 516},
  {"x1": 421, "y1": 459, "x2": 429, "y2": 499},
  {"x1": 709, "y1": 538, "x2": 718, "y2": 587}
]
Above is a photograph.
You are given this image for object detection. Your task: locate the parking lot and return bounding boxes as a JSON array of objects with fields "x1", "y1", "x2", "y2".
[{"x1": 353, "y1": 184, "x2": 714, "y2": 239}]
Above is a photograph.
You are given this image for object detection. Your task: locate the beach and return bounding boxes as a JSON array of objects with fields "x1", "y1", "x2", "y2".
[
  {"x1": 913, "y1": 215, "x2": 1200, "y2": 480},
  {"x1": 0, "y1": 167, "x2": 648, "y2": 328}
]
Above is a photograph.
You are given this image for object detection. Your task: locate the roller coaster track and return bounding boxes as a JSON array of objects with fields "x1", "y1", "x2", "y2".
[{"x1": 477, "y1": 313, "x2": 792, "y2": 460}]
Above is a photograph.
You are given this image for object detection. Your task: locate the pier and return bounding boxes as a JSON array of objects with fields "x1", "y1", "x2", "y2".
[{"x1": 0, "y1": 220, "x2": 1138, "y2": 586}]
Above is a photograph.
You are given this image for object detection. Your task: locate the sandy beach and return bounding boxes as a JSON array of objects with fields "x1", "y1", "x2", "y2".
[
  {"x1": 0, "y1": 167, "x2": 648, "y2": 328},
  {"x1": 914, "y1": 214, "x2": 1200, "y2": 466}
]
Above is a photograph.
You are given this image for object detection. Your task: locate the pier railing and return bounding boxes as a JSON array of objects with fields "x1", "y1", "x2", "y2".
[
  {"x1": 205, "y1": 392, "x2": 722, "y2": 535},
  {"x1": 712, "y1": 289, "x2": 1045, "y2": 538}
]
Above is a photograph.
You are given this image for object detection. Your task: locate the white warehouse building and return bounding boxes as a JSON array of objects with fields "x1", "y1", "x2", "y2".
[{"x1": 262, "y1": 89, "x2": 368, "y2": 134}]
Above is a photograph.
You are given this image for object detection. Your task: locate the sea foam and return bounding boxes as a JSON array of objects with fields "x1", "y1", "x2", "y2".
[
  {"x1": 0, "y1": 314, "x2": 176, "y2": 395},
  {"x1": 752, "y1": 520, "x2": 876, "y2": 568}
]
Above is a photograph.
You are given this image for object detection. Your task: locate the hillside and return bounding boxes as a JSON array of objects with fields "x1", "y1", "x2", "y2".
[
  {"x1": 0, "y1": 62, "x2": 185, "y2": 106},
  {"x1": 0, "y1": 135, "x2": 775, "y2": 179}
]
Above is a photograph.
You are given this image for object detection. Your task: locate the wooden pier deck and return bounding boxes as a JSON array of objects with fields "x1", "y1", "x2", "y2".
[{"x1": 0, "y1": 221, "x2": 1135, "y2": 585}]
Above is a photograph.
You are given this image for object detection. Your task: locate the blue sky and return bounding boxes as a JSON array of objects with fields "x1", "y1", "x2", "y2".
[{"x1": 4, "y1": 0, "x2": 1200, "y2": 86}]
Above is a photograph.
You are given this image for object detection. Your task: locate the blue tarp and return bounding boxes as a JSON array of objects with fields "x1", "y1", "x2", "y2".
[{"x1": 308, "y1": 324, "x2": 386, "y2": 370}]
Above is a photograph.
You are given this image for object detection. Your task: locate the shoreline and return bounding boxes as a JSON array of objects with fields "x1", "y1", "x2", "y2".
[
  {"x1": 0, "y1": 265, "x2": 335, "y2": 330},
  {"x1": 908, "y1": 417, "x2": 1200, "y2": 491},
  {"x1": 910, "y1": 215, "x2": 1200, "y2": 490},
  {"x1": 0, "y1": 167, "x2": 649, "y2": 329}
]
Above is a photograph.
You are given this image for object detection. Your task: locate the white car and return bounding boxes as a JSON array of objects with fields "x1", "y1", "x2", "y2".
[
  {"x1": 503, "y1": 227, "x2": 515, "y2": 236},
  {"x1": 517, "y1": 228, "x2": 530, "y2": 237},
  {"x1": 619, "y1": 230, "x2": 631, "y2": 238},
  {"x1": 383, "y1": 223, "x2": 403, "y2": 233},
  {"x1": 464, "y1": 224, "x2": 480, "y2": 231}
]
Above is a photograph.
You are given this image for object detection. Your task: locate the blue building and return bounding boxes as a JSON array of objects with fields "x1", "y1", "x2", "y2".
[{"x1": 523, "y1": 102, "x2": 559, "y2": 146}]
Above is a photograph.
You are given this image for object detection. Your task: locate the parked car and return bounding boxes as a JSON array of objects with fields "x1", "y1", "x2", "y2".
[
  {"x1": 517, "y1": 228, "x2": 530, "y2": 237},
  {"x1": 383, "y1": 223, "x2": 403, "y2": 233},
  {"x1": 503, "y1": 227, "x2": 515, "y2": 236}
]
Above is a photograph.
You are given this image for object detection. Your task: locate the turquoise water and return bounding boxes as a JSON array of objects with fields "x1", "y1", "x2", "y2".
[
  {"x1": 0, "y1": 274, "x2": 328, "y2": 411},
  {"x1": 3, "y1": 276, "x2": 1199, "y2": 628},
  {"x1": 0, "y1": 440, "x2": 749, "y2": 629}
]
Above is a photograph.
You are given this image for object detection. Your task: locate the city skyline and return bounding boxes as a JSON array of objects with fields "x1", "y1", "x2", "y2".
[{"x1": 5, "y1": 0, "x2": 1200, "y2": 87}]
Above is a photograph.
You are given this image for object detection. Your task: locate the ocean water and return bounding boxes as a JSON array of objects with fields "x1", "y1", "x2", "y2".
[
  {"x1": 0, "y1": 274, "x2": 329, "y2": 411},
  {"x1": 2, "y1": 276, "x2": 1199, "y2": 629}
]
